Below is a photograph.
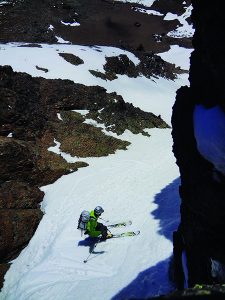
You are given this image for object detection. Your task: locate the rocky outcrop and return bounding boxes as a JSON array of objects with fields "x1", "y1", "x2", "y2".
[
  {"x1": 0, "y1": 209, "x2": 43, "y2": 262},
  {"x1": 0, "y1": 181, "x2": 44, "y2": 209},
  {"x1": 0, "y1": 136, "x2": 44, "y2": 264},
  {"x1": 151, "y1": 0, "x2": 191, "y2": 16},
  {"x1": 153, "y1": 284, "x2": 225, "y2": 300},
  {"x1": 59, "y1": 53, "x2": 84, "y2": 66},
  {"x1": 172, "y1": 0, "x2": 225, "y2": 290},
  {"x1": 0, "y1": 264, "x2": 10, "y2": 290},
  {"x1": 0, "y1": 187, "x2": 42, "y2": 262},
  {"x1": 93, "y1": 52, "x2": 186, "y2": 81}
]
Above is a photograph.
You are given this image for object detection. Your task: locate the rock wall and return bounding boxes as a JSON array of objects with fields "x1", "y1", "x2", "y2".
[{"x1": 172, "y1": 0, "x2": 225, "y2": 288}]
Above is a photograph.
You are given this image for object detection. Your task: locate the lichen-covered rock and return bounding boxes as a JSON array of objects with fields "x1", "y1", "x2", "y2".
[
  {"x1": 0, "y1": 181, "x2": 44, "y2": 209},
  {"x1": 55, "y1": 111, "x2": 130, "y2": 157},
  {"x1": 0, "y1": 137, "x2": 37, "y2": 183},
  {"x1": 87, "y1": 99, "x2": 169, "y2": 136},
  {"x1": 59, "y1": 53, "x2": 84, "y2": 66},
  {"x1": 94, "y1": 53, "x2": 185, "y2": 82},
  {"x1": 0, "y1": 209, "x2": 43, "y2": 262},
  {"x1": 104, "y1": 54, "x2": 139, "y2": 78}
]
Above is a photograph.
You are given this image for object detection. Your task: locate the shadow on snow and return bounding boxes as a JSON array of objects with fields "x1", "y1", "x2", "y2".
[
  {"x1": 78, "y1": 236, "x2": 106, "y2": 256},
  {"x1": 112, "y1": 177, "x2": 181, "y2": 299}
]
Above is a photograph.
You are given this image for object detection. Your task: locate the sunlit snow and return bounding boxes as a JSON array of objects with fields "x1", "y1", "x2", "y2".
[
  {"x1": 55, "y1": 36, "x2": 71, "y2": 44},
  {"x1": 0, "y1": 41, "x2": 191, "y2": 300},
  {"x1": 0, "y1": 1, "x2": 9, "y2": 6},
  {"x1": 61, "y1": 21, "x2": 80, "y2": 27},
  {"x1": 57, "y1": 113, "x2": 63, "y2": 121},
  {"x1": 133, "y1": 7, "x2": 164, "y2": 16},
  {"x1": 48, "y1": 139, "x2": 80, "y2": 163},
  {"x1": 164, "y1": 5, "x2": 194, "y2": 38},
  {"x1": 114, "y1": 0, "x2": 155, "y2": 7},
  {"x1": 48, "y1": 24, "x2": 54, "y2": 31},
  {"x1": 158, "y1": 45, "x2": 192, "y2": 70}
]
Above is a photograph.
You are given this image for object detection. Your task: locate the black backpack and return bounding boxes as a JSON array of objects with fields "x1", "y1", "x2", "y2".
[{"x1": 77, "y1": 210, "x2": 90, "y2": 234}]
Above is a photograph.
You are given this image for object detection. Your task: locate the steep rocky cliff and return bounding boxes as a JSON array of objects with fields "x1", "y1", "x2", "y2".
[{"x1": 172, "y1": 0, "x2": 225, "y2": 291}]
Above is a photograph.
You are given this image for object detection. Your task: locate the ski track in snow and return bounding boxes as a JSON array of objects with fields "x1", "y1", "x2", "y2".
[{"x1": 0, "y1": 42, "x2": 191, "y2": 300}]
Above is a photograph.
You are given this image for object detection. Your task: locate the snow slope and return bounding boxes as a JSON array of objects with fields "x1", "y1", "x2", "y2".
[{"x1": 0, "y1": 43, "x2": 191, "y2": 300}]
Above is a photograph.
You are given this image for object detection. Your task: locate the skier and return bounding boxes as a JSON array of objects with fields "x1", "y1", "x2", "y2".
[{"x1": 86, "y1": 206, "x2": 112, "y2": 241}]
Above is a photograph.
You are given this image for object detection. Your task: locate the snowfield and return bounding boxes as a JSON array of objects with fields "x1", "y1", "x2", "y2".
[{"x1": 0, "y1": 43, "x2": 191, "y2": 300}]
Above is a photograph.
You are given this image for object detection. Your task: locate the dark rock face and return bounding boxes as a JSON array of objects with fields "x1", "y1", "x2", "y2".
[
  {"x1": 0, "y1": 181, "x2": 44, "y2": 209},
  {"x1": 0, "y1": 137, "x2": 37, "y2": 182},
  {"x1": 172, "y1": 0, "x2": 225, "y2": 289},
  {"x1": 0, "y1": 209, "x2": 43, "y2": 262},
  {"x1": 103, "y1": 52, "x2": 184, "y2": 81},
  {"x1": 151, "y1": 0, "x2": 191, "y2": 16},
  {"x1": 189, "y1": 2, "x2": 225, "y2": 112},
  {"x1": 90, "y1": 51, "x2": 186, "y2": 82},
  {"x1": 0, "y1": 136, "x2": 44, "y2": 265},
  {"x1": 0, "y1": 264, "x2": 10, "y2": 290},
  {"x1": 104, "y1": 54, "x2": 139, "y2": 79},
  {"x1": 0, "y1": 0, "x2": 190, "y2": 53},
  {"x1": 58, "y1": 53, "x2": 84, "y2": 65}
]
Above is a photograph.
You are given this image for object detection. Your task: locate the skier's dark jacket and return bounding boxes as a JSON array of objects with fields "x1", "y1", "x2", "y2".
[{"x1": 86, "y1": 210, "x2": 101, "y2": 237}]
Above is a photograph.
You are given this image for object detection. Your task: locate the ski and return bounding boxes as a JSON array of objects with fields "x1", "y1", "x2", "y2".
[
  {"x1": 83, "y1": 231, "x2": 140, "y2": 262},
  {"x1": 109, "y1": 230, "x2": 140, "y2": 238},
  {"x1": 107, "y1": 220, "x2": 132, "y2": 228}
]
